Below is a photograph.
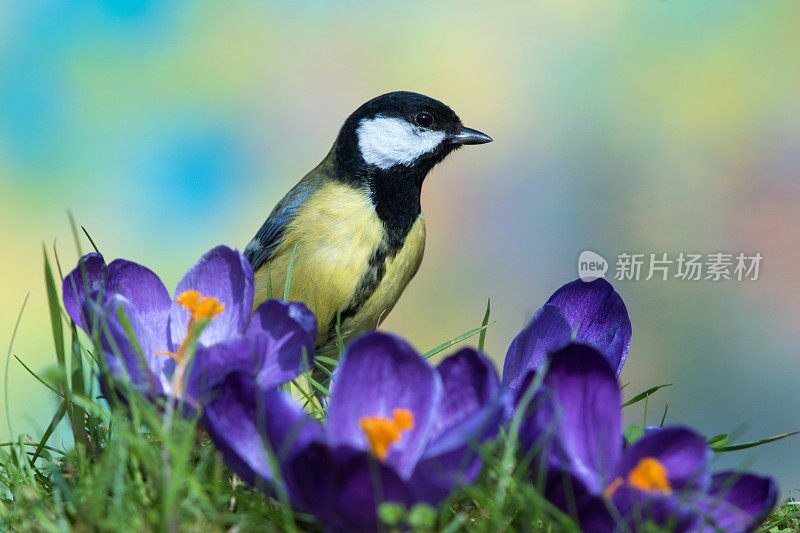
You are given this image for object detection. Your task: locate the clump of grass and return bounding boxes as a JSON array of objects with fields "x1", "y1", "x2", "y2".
[
  {"x1": 762, "y1": 499, "x2": 800, "y2": 532},
  {"x1": 0, "y1": 224, "x2": 796, "y2": 532}
]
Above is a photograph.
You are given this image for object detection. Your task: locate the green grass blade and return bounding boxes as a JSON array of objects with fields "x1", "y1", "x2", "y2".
[
  {"x1": 478, "y1": 298, "x2": 490, "y2": 352},
  {"x1": 0, "y1": 442, "x2": 65, "y2": 456},
  {"x1": 4, "y1": 294, "x2": 29, "y2": 439},
  {"x1": 43, "y1": 249, "x2": 66, "y2": 375},
  {"x1": 440, "y1": 513, "x2": 468, "y2": 533},
  {"x1": 31, "y1": 401, "x2": 68, "y2": 463},
  {"x1": 494, "y1": 359, "x2": 548, "y2": 514},
  {"x1": 45, "y1": 247, "x2": 87, "y2": 455},
  {"x1": 622, "y1": 383, "x2": 672, "y2": 407},
  {"x1": 70, "y1": 326, "x2": 87, "y2": 450},
  {"x1": 707, "y1": 433, "x2": 728, "y2": 447},
  {"x1": 52, "y1": 240, "x2": 65, "y2": 280},
  {"x1": 13, "y1": 355, "x2": 62, "y2": 397},
  {"x1": 293, "y1": 378, "x2": 319, "y2": 413},
  {"x1": 422, "y1": 323, "x2": 492, "y2": 359},
  {"x1": 313, "y1": 359, "x2": 333, "y2": 377},
  {"x1": 67, "y1": 394, "x2": 111, "y2": 420},
  {"x1": 713, "y1": 431, "x2": 800, "y2": 453},
  {"x1": 81, "y1": 225, "x2": 101, "y2": 254},
  {"x1": 306, "y1": 375, "x2": 329, "y2": 396},
  {"x1": 283, "y1": 243, "x2": 299, "y2": 301},
  {"x1": 67, "y1": 210, "x2": 84, "y2": 257},
  {"x1": 335, "y1": 311, "x2": 344, "y2": 356},
  {"x1": 314, "y1": 355, "x2": 338, "y2": 366}
]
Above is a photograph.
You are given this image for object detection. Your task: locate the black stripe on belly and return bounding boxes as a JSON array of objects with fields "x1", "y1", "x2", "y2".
[{"x1": 325, "y1": 243, "x2": 388, "y2": 343}]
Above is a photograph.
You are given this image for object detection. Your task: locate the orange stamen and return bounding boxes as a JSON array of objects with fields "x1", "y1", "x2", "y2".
[
  {"x1": 627, "y1": 457, "x2": 672, "y2": 494},
  {"x1": 359, "y1": 408, "x2": 414, "y2": 462},
  {"x1": 155, "y1": 290, "x2": 224, "y2": 393},
  {"x1": 604, "y1": 477, "x2": 624, "y2": 499},
  {"x1": 176, "y1": 290, "x2": 224, "y2": 322},
  {"x1": 604, "y1": 457, "x2": 672, "y2": 499}
]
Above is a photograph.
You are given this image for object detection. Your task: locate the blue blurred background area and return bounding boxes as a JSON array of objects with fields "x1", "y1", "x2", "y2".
[{"x1": 1, "y1": 1, "x2": 799, "y2": 492}]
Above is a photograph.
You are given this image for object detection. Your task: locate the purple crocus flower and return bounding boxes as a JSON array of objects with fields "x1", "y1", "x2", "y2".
[
  {"x1": 62, "y1": 245, "x2": 316, "y2": 410},
  {"x1": 203, "y1": 331, "x2": 503, "y2": 532},
  {"x1": 502, "y1": 278, "x2": 631, "y2": 394},
  {"x1": 515, "y1": 344, "x2": 777, "y2": 532}
]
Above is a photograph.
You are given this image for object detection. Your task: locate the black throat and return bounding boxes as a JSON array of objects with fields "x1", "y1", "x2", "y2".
[
  {"x1": 365, "y1": 165, "x2": 426, "y2": 251},
  {"x1": 333, "y1": 139, "x2": 443, "y2": 255}
]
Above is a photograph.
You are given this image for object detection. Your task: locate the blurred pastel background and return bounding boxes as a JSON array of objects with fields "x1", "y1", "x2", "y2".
[{"x1": 1, "y1": 1, "x2": 799, "y2": 493}]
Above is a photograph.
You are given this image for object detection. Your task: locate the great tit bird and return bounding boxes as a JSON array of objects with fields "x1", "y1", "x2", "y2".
[{"x1": 243, "y1": 91, "x2": 491, "y2": 362}]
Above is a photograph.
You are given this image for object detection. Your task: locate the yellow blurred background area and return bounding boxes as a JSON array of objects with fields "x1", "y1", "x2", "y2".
[{"x1": 1, "y1": 1, "x2": 799, "y2": 491}]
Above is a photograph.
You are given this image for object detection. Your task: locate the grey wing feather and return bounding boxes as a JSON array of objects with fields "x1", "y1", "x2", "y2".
[{"x1": 243, "y1": 174, "x2": 324, "y2": 272}]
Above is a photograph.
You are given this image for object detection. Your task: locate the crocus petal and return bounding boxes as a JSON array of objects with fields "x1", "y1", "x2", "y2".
[
  {"x1": 407, "y1": 348, "x2": 503, "y2": 503},
  {"x1": 248, "y1": 299, "x2": 317, "y2": 343},
  {"x1": 409, "y1": 400, "x2": 504, "y2": 504},
  {"x1": 502, "y1": 304, "x2": 572, "y2": 392},
  {"x1": 539, "y1": 469, "x2": 613, "y2": 531},
  {"x1": 186, "y1": 329, "x2": 312, "y2": 404},
  {"x1": 63, "y1": 255, "x2": 172, "y2": 357},
  {"x1": 169, "y1": 246, "x2": 254, "y2": 348},
  {"x1": 246, "y1": 300, "x2": 317, "y2": 385},
  {"x1": 62, "y1": 253, "x2": 108, "y2": 328},
  {"x1": 534, "y1": 468, "x2": 702, "y2": 533},
  {"x1": 105, "y1": 259, "x2": 171, "y2": 352},
  {"x1": 603, "y1": 327, "x2": 628, "y2": 376},
  {"x1": 184, "y1": 336, "x2": 266, "y2": 403},
  {"x1": 540, "y1": 344, "x2": 623, "y2": 492},
  {"x1": 546, "y1": 278, "x2": 632, "y2": 375},
  {"x1": 429, "y1": 347, "x2": 499, "y2": 438},
  {"x1": 696, "y1": 472, "x2": 777, "y2": 533},
  {"x1": 572, "y1": 491, "x2": 616, "y2": 533},
  {"x1": 517, "y1": 375, "x2": 560, "y2": 463},
  {"x1": 82, "y1": 294, "x2": 164, "y2": 395},
  {"x1": 202, "y1": 371, "x2": 322, "y2": 491},
  {"x1": 611, "y1": 487, "x2": 704, "y2": 533},
  {"x1": 326, "y1": 332, "x2": 441, "y2": 479},
  {"x1": 284, "y1": 443, "x2": 412, "y2": 533},
  {"x1": 613, "y1": 426, "x2": 711, "y2": 493}
]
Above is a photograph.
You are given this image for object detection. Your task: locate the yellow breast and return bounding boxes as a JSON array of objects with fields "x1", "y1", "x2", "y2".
[
  {"x1": 338, "y1": 216, "x2": 425, "y2": 345},
  {"x1": 252, "y1": 181, "x2": 425, "y2": 352}
]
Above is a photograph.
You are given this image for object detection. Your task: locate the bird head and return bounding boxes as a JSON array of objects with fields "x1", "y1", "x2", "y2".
[{"x1": 334, "y1": 91, "x2": 491, "y2": 186}]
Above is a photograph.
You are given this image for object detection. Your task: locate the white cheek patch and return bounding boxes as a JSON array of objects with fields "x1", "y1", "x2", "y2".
[{"x1": 356, "y1": 115, "x2": 446, "y2": 170}]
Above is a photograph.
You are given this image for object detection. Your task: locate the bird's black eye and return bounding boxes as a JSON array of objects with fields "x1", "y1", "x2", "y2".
[{"x1": 415, "y1": 111, "x2": 434, "y2": 128}]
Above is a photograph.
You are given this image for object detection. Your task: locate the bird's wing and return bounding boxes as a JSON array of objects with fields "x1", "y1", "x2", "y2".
[{"x1": 243, "y1": 173, "x2": 325, "y2": 272}]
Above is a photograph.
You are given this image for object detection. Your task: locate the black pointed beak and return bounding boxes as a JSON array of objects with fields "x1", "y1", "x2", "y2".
[{"x1": 450, "y1": 126, "x2": 493, "y2": 145}]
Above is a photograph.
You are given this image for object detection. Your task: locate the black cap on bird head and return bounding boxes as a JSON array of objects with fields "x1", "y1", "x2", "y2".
[{"x1": 334, "y1": 91, "x2": 492, "y2": 186}]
